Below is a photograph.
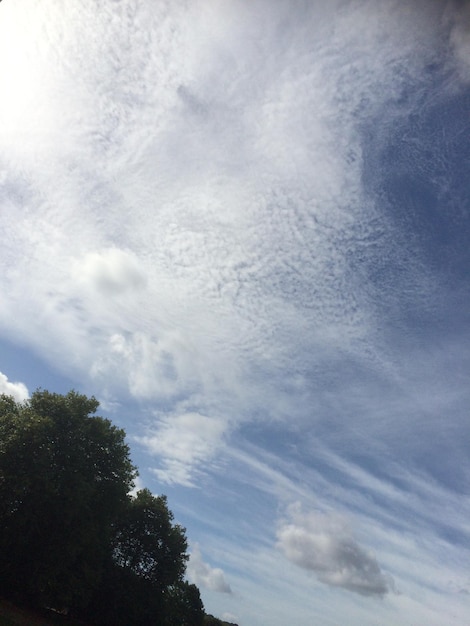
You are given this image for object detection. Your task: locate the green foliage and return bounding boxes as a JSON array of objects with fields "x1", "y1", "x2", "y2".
[
  {"x1": 86, "y1": 489, "x2": 191, "y2": 625},
  {"x1": 112, "y1": 488, "x2": 188, "y2": 589},
  {"x1": 85, "y1": 562, "x2": 165, "y2": 626},
  {"x1": 0, "y1": 390, "x2": 137, "y2": 609},
  {"x1": 164, "y1": 582, "x2": 205, "y2": 626},
  {"x1": 0, "y1": 389, "x2": 201, "y2": 626}
]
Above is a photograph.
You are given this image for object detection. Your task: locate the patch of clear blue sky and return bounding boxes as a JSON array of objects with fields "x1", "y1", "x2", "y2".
[
  {"x1": 0, "y1": 336, "x2": 73, "y2": 395},
  {"x1": 364, "y1": 76, "x2": 470, "y2": 281}
]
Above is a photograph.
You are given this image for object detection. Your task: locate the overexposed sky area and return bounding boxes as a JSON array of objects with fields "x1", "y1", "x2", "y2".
[{"x1": 1, "y1": 1, "x2": 470, "y2": 624}]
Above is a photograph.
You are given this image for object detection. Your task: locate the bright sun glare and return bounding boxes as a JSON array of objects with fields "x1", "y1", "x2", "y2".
[{"x1": 0, "y1": 3, "x2": 49, "y2": 133}]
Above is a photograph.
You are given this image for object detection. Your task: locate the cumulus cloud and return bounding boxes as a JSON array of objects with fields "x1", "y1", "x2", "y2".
[
  {"x1": 77, "y1": 248, "x2": 147, "y2": 296},
  {"x1": 187, "y1": 543, "x2": 232, "y2": 594},
  {"x1": 137, "y1": 412, "x2": 228, "y2": 487},
  {"x1": 277, "y1": 504, "x2": 394, "y2": 597},
  {"x1": 0, "y1": 372, "x2": 29, "y2": 402}
]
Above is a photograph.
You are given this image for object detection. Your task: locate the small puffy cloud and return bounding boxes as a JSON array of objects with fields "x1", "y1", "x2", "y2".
[
  {"x1": 277, "y1": 503, "x2": 394, "y2": 597},
  {"x1": 77, "y1": 248, "x2": 146, "y2": 296},
  {"x1": 139, "y1": 412, "x2": 227, "y2": 487},
  {"x1": 187, "y1": 543, "x2": 232, "y2": 594},
  {"x1": 0, "y1": 371, "x2": 29, "y2": 402}
]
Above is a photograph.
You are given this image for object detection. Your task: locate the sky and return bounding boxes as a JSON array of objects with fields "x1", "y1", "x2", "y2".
[{"x1": 0, "y1": 0, "x2": 469, "y2": 624}]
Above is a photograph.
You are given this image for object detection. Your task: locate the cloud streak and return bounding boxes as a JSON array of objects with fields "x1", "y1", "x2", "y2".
[{"x1": 137, "y1": 412, "x2": 228, "y2": 487}]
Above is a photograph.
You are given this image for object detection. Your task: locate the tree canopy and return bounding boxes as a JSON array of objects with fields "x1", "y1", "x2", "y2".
[
  {"x1": 112, "y1": 488, "x2": 188, "y2": 588},
  {"x1": 0, "y1": 390, "x2": 136, "y2": 608},
  {"x1": 0, "y1": 389, "x2": 206, "y2": 625}
]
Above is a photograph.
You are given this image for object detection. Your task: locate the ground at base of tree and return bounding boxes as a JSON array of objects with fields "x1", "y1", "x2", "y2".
[
  {"x1": 0, "y1": 598, "x2": 90, "y2": 626},
  {"x1": 0, "y1": 599, "x2": 236, "y2": 626}
]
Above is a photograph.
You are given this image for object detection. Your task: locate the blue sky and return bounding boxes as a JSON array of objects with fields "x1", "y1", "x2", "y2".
[{"x1": 1, "y1": 0, "x2": 469, "y2": 624}]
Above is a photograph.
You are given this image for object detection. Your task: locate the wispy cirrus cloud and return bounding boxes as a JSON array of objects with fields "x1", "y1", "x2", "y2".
[{"x1": 137, "y1": 412, "x2": 228, "y2": 487}]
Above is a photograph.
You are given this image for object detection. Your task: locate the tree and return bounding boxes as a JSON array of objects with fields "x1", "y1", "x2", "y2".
[
  {"x1": 204, "y1": 616, "x2": 239, "y2": 626},
  {"x1": 112, "y1": 488, "x2": 188, "y2": 589},
  {"x1": 0, "y1": 390, "x2": 137, "y2": 609},
  {"x1": 0, "y1": 389, "x2": 200, "y2": 625},
  {"x1": 164, "y1": 581, "x2": 205, "y2": 626},
  {"x1": 86, "y1": 488, "x2": 190, "y2": 625}
]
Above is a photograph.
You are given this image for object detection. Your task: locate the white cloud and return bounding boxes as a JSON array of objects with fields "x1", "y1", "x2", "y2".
[
  {"x1": 0, "y1": 0, "x2": 458, "y2": 437},
  {"x1": 277, "y1": 503, "x2": 395, "y2": 597},
  {"x1": 446, "y1": 2, "x2": 470, "y2": 82},
  {"x1": 138, "y1": 412, "x2": 228, "y2": 487},
  {"x1": 0, "y1": 372, "x2": 29, "y2": 402},
  {"x1": 77, "y1": 248, "x2": 147, "y2": 296},
  {"x1": 90, "y1": 330, "x2": 197, "y2": 400},
  {"x1": 187, "y1": 543, "x2": 232, "y2": 594}
]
